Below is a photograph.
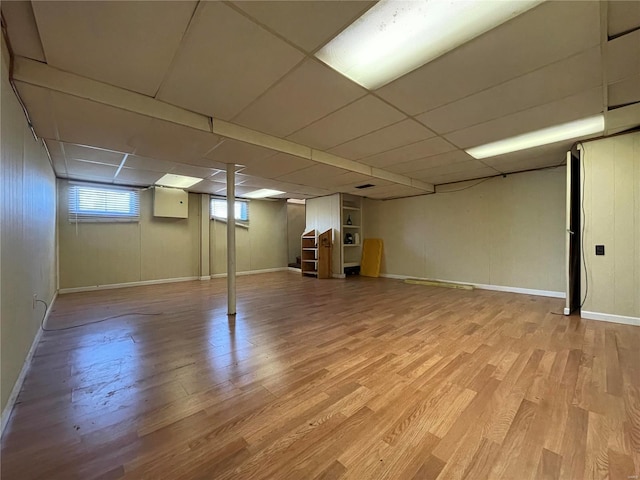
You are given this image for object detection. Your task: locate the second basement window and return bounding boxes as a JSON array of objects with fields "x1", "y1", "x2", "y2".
[{"x1": 210, "y1": 197, "x2": 249, "y2": 223}]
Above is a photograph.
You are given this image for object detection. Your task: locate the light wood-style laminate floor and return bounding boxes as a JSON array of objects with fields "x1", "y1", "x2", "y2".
[{"x1": 1, "y1": 272, "x2": 639, "y2": 479}]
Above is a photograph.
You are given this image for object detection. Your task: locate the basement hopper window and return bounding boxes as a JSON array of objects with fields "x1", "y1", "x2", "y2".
[
  {"x1": 68, "y1": 183, "x2": 140, "y2": 222},
  {"x1": 210, "y1": 197, "x2": 249, "y2": 224}
]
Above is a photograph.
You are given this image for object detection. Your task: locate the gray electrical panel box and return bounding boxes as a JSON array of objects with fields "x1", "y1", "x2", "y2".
[{"x1": 153, "y1": 187, "x2": 188, "y2": 218}]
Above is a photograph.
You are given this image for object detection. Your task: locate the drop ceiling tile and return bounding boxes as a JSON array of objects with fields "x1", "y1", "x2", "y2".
[
  {"x1": 204, "y1": 139, "x2": 278, "y2": 166},
  {"x1": 189, "y1": 180, "x2": 226, "y2": 195},
  {"x1": 66, "y1": 158, "x2": 117, "y2": 180},
  {"x1": 291, "y1": 185, "x2": 335, "y2": 197},
  {"x1": 445, "y1": 87, "x2": 604, "y2": 149},
  {"x1": 178, "y1": 157, "x2": 230, "y2": 170},
  {"x1": 233, "y1": 174, "x2": 268, "y2": 188},
  {"x1": 32, "y1": 1, "x2": 197, "y2": 96},
  {"x1": 157, "y1": 2, "x2": 304, "y2": 120},
  {"x1": 115, "y1": 168, "x2": 163, "y2": 187},
  {"x1": 377, "y1": 1, "x2": 600, "y2": 115},
  {"x1": 276, "y1": 164, "x2": 350, "y2": 187},
  {"x1": 214, "y1": 185, "x2": 262, "y2": 197},
  {"x1": 340, "y1": 178, "x2": 393, "y2": 192},
  {"x1": 233, "y1": 59, "x2": 366, "y2": 137},
  {"x1": 329, "y1": 119, "x2": 436, "y2": 160},
  {"x1": 287, "y1": 95, "x2": 406, "y2": 150},
  {"x1": 14, "y1": 82, "x2": 58, "y2": 140},
  {"x1": 417, "y1": 47, "x2": 602, "y2": 134},
  {"x1": 234, "y1": 175, "x2": 312, "y2": 196},
  {"x1": 359, "y1": 136, "x2": 457, "y2": 169},
  {"x1": 49, "y1": 90, "x2": 153, "y2": 153},
  {"x1": 364, "y1": 185, "x2": 427, "y2": 200},
  {"x1": 63, "y1": 143, "x2": 125, "y2": 166},
  {"x1": 416, "y1": 166, "x2": 500, "y2": 185},
  {"x1": 124, "y1": 155, "x2": 176, "y2": 173},
  {"x1": 481, "y1": 142, "x2": 569, "y2": 173},
  {"x1": 1, "y1": 1, "x2": 46, "y2": 61},
  {"x1": 129, "y1": 119, "x2": 221, "y2": 164},
  {"x1": 607, "y1": 30, "x2": 640, "y2": 83},
  {"x1": 214, "y1": 173, "x2": 233, "y2": 184},
  {"x1": 608, "y1": 75, "x2": 640, "y2": 107},
  {"x1": 608, "y1": 1, "x2": 640, "y2": 37},
  {"x1": 408, "y1": 159, "x2": 495, "y2": 179},
  {"x1": 239, "y1": 152, "x2": 314, "y2": 178},
  {"x1": 232, "y1": 1, "x2": 373, "y2": 53},
  {"x1": 169, "y1": 164, "x2": 221, "y2": 179},
  {"x1": 330, "y1": 172, "x2": 374, "y2": 187},
  {"x1": 385, "y1": 149, "x2": 473, "y2": 175}
]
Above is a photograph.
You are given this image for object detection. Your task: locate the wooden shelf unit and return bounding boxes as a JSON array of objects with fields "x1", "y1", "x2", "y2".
[
  {"x1": 301, "y1": 229, "x2": 332, "y2": 279},
  {"x1": 301, "y1": 230, "x2": 318, "y2": 277},
  {"x1": 341, "y1": 194, "x2": 363, "y2": 275}
]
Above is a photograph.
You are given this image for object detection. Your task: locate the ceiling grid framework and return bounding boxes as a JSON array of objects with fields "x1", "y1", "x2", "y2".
[{"x1": 2, "y1": 0, "x2": 639, "y2": 200}]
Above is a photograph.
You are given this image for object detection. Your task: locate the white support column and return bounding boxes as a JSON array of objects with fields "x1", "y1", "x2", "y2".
[
  {"x1": 226, "y1": 165, "x2": 236, "y2": 315},
  {"x1": 200, "y1": 194, "x2": 210, "y2": 280}
]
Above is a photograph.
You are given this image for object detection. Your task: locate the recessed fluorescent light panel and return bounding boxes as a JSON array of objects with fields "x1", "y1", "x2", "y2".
[
  {"x1": 243, "y1": 189, "x2": 285, "y2": 199},
  {"x1": 315, "y1": 0, "x2": 542, "y2": 90},
  {"x1": 155, "y1": 174, "x2": 202, "y2": 188},
  {"x1": 465, "y1": 115, "x2": 605, "y2": 159}
]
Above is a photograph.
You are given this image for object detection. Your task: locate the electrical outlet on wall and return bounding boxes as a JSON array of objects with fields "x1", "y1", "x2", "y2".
[{"x1": 33, "y1": 294, "x2": 38, "y2": 309}]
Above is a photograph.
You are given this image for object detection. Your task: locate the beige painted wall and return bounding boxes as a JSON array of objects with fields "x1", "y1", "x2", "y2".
[
  {"x1": 1, "y1": 45, "x2": 57, "y2": 412},
  {"x1": 580, "y1": 132, "x2": 640, "y2": 319},
  {"x1": 305, "y1": 194, "x2": 342, "y2": 275},
  {"x1": 58, "y1": 183, "x2": 200, "y2": 288},
  {"x1": 287, "y1": 202, "x2": 305, "y2": 265},
  {"x1": 364, "y1": 168, "x2": 567, "y2": 293},
  {"x1": 210, "y1": 199, "x2": 288, "y2": 274}
]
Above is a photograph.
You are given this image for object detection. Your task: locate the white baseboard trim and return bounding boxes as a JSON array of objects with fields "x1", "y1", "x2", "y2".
[
  {"x1": 581, "y1": 310, "x2": 640, "y2": 326},
  {"x1": 210, "y1": 267, "x2": 289, "y2": 279},
  {"x1": 563, "y1": 307, "x2": 571, "y2": 315},
  {"x1": 379, "y1": 273, "x2": 565, "y2": 299},
  {"x1": 59, "y1": 276, "x2": 199, "y2": 294},
  {"x1": 199, "y1": 276, "x2": 210, "y2": 281},
  {"x1": 332, "y1": 274, "x2": 346, "y2": 279},
  {"x1": 1, "y1": 291, "x2": 57, "y2": 437},
  {"x1": 288, "y1": 267, "x2": 301, "y2": 273}
]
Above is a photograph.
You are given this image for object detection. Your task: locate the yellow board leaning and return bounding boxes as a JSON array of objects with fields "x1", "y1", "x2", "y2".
[{"x1": 360, "y1": 238, "x2": 383, "y2": 278}]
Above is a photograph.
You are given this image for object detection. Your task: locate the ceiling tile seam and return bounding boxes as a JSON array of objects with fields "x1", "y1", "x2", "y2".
[
  {"x1": 354, "y1": 135, "x2": 457, "y2": 164},
  {"x1": 305, "y1": 3, "x2": 376, "y2": 57},
  {"x1": 224, "y1": 1, "x2": 318, "y2": 55},
  {"x1": 326, "y1": 118, "x2": 432, "y2": 158},
  {"x1": 15, "y1": 56, "x2": 433, "y2": 192},
  {"x1": 389, "y1": 155, "x2": 491, "y2": 176},
  {"x1": 58, "y1": 140, "x2": 69, "y2": 176},
  {"x1": 608, "y1": 25, "x2": 640, "y2": 41},
  {"x1": 405, "y1": 45, "x2": 605, "y2": 125},
  {"x1": 436, "y1": 85, "x2": 605, "y2": 149},
  {"x1": 113, "y1": 153, "x2": 129, "y2": 179},
  {"x1": 19, "y1": 2, "x2": 48, "y2": 64},
  {"x1": 600, "y1": 1, "x2": 609, "y2": 116},
  {"x1": 608, "y1": 99, "x2": 640, "y2": 111},
  {"x1": 226, "y1": 1, "x2": 374, "y2": 57},
  {"x1": 282, "y1": 93, "x2": 381, "y2": 141},
  {"x1": 607, "y1": 72, "x2": 640, "y2": 87},
  {"x1": 228, "y1": 56, "x2": 323, "y2": 127},
  {"x1": 26, "y1": 2, "x2": 51, "y2": 65},
  {"x1": 152, "y1": 0, "x2": 202, "y2": 99},
  {"x1": 420, "y1": 83, "x2": 607, "y2": 137},
  {"x1": 64, "y1": 156, "x2": 120, "y2": 168}
]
